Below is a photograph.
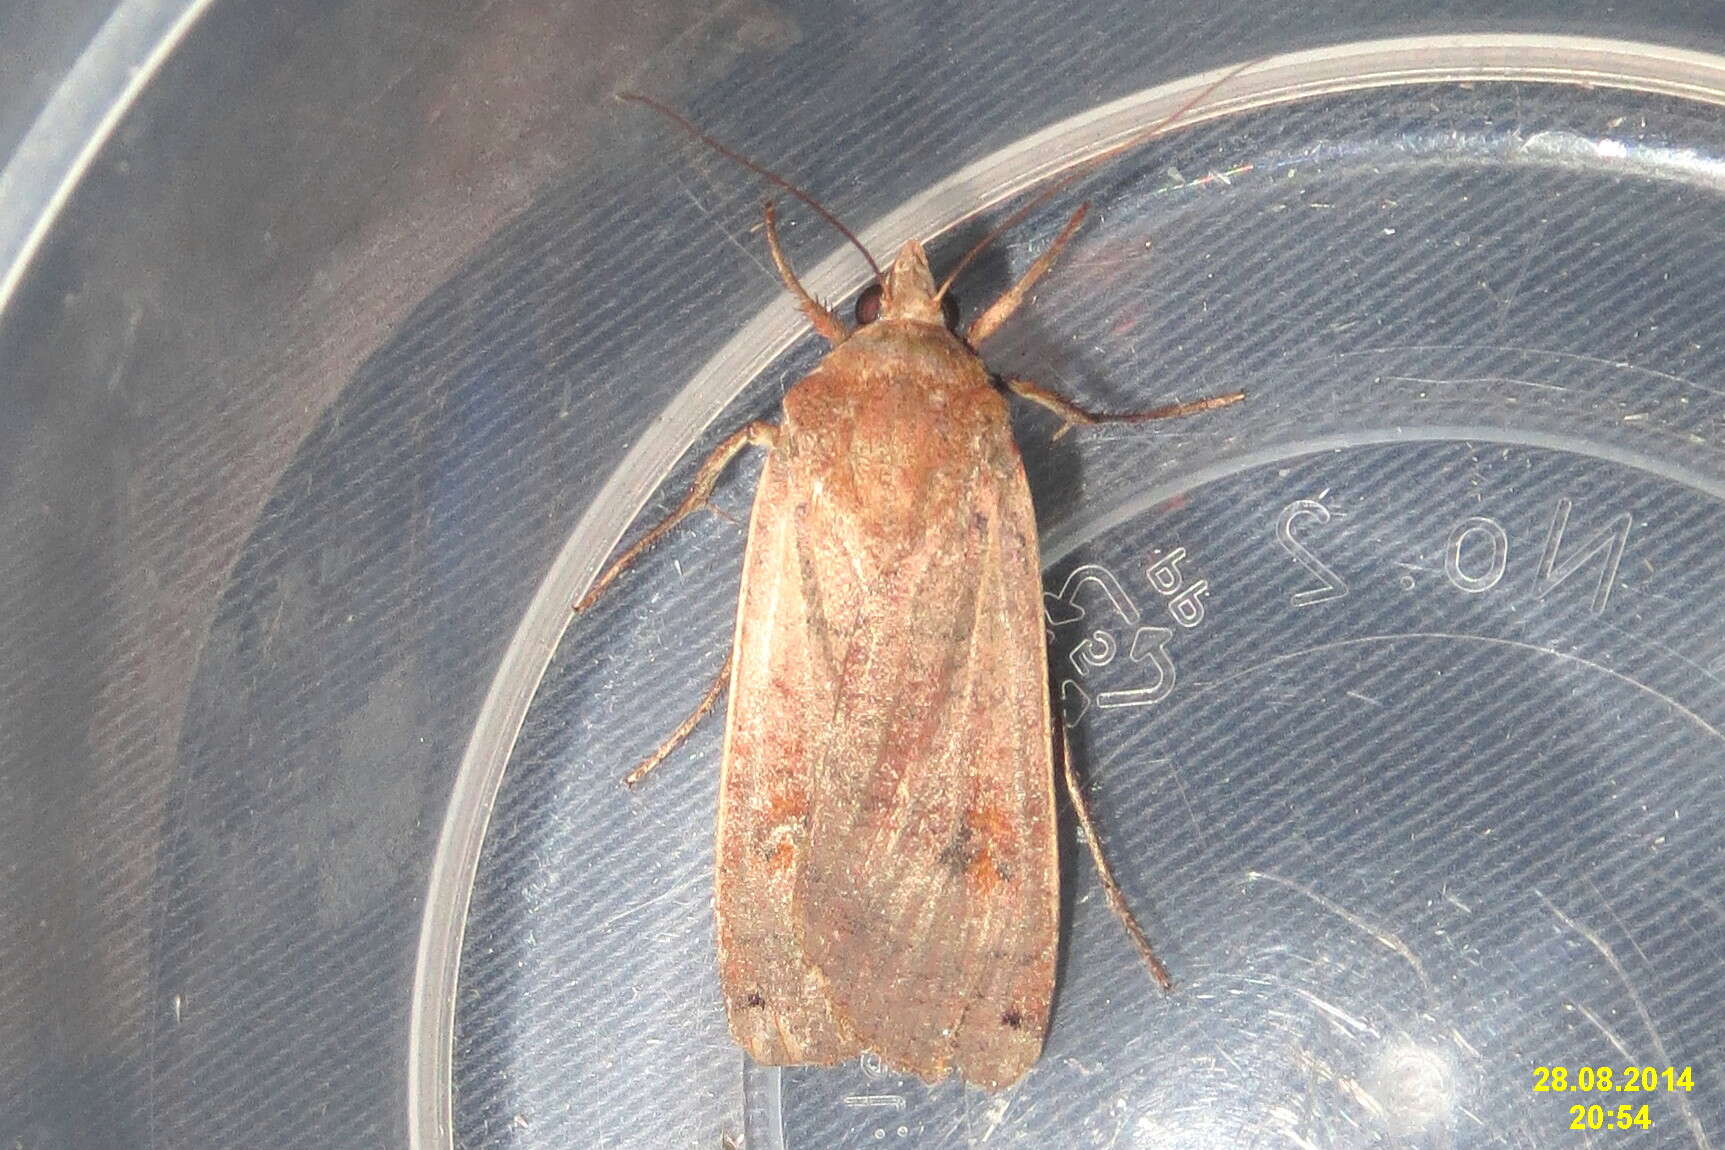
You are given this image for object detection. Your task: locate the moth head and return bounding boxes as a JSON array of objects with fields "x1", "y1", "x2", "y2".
[{"x1": 855, "y1": 240, "x2": 960, "y2": 331}]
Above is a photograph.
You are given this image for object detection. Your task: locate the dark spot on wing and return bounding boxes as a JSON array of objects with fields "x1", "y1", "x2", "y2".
[
  {"x1": 743, "y1": 992, "x2": 767, "y2": 1009},
  {"x1": 937, "y1": 823, "x2": 979, "y2": 874},
  {"x1": 1001, "y1": 1010, "x2": 1024, "y2": 1029}
]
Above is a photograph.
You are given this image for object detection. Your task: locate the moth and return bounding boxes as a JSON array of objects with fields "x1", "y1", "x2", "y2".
[{"x1": 580, "y1": 83, "x2": 1248, "y2": 1090}]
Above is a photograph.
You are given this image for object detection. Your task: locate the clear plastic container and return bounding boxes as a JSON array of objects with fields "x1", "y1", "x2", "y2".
[
  {"x1": 4, "y1": 7, "x2": 1725, "y2": 1149},
  {"x1": 453, "y1": 41, "x2": 1725, "y2": 1148}
]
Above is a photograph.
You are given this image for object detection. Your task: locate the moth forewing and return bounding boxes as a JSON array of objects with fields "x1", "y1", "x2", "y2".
[{"x1": 714, "y1": 311, "x2": 1062, "y2": 1088}]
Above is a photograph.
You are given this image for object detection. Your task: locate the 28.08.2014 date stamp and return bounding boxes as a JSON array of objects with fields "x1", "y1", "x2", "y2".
[{"x1": 1533, "y1": 1065, "x2": 1695, "y2": 1133}]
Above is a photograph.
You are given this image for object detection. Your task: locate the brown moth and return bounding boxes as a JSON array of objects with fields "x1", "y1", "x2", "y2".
[{"x1": 581, "y1": 81, "x2": 1249, "y2": 1090}]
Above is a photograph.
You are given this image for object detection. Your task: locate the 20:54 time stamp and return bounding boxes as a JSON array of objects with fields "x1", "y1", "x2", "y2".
[{"x1": 1533, "y1": 1066, "x2": 1695, "y2": 1133}]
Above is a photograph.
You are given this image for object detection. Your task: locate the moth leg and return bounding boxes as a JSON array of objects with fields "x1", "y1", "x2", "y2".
[
  {"x1": 763, "y1": 199, "x2": 849, "y2": 347},
  {"x1": 1061, "y1": 732, "x2": 1174, "y2": 991},
  {"x1": 623, "y1": 651, "x2": 732, "y2": 788},
  {"x1": 574, "y1": 420, "x2": 777, "y2": 612},
  {"x1": 964, "y1": 203, "x2": 1089, "y2": 347},
  {"x1": 1003, "y1": 377, "x2": 1245, "y2": 440}
]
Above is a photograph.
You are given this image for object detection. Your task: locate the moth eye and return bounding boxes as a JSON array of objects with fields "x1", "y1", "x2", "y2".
[
  {"x1": 941, "y1": 291, "x2": 961, "y2": 331},
  {"x1": 855, "y1": 283, "x2": 884, "y2": 325}
]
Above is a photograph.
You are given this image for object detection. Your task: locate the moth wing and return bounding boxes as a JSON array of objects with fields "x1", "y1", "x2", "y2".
[
  {"x1": 793, "y1": 414, "x2": 1059, "y2": 1091},
  {"x1": 713, "y1": 439, "x2": 855, "y2": 1067}
]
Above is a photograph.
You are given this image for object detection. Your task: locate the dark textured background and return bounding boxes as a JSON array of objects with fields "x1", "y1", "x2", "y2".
[{"x1": 3, "y1": 3, "x2": 1725, "y2": 1149}]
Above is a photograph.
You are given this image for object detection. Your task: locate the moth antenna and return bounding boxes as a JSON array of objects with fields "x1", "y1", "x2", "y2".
[
  {"x1": 935, "y1": 56, "x2": 1262, "y2": 301},
  {"x1": 619, "y1": 91, "x2": 884, "y2": 281}
]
